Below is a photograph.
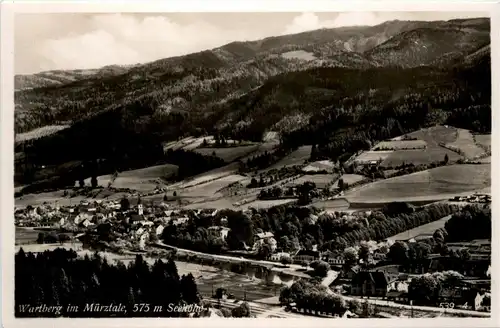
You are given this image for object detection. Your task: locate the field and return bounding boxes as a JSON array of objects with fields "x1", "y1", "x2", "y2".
[
  {"x1": 15, "y1": 125, "x2": 70, "y2": 143},
  {"x1": 380, "y1": 148, "x2": 462, "y2": 168},
  {"x1": 302, "y1": 160, "x2": 337, "y2": 173},
  {"x1": 85, "y1": 164, "x2": 178, "y2": 192},
  {"x1": 475, "y1": 134, "x2": 491, "y2": 151},
  {"x1": 240, "y1": 140, "x2": 279, "y2": 162},
  {"x1": 194, "y1": 145, "x2": 259, "y2": 162},
  {"x1": 163, "y1": 137, "x2": 199, "y2": 151},
  {"x1": 285, "y1": 174, "x2": 337, "y2": 188},
  {"x1": 354, "y1": 151, "x2": 393, "y2": 164},
  {"x1": 312, "y1": 198, "x2": 350, "y2": 212},
  {"x1": 344, "y1": 164, "x2": 491, "y2": 203},
  {"x1": 386, "y1": 215, "x2": 452, "y2": 242},
  {"x1": 332, "y1": 174, "x2": 366, "y2": 188},
  {"x1": 373, "y1": 140, "x2": 427, "y2": 150},
  {"x1": 182, "y1": 136, "x2": 215, "y2": 150},
  {"x1": 268, "y1": 146, "x2": 312, "y2": 169},
  {"x1": 381, "y1": 126, "x2": 462, "y2": 167},
  {"x1": 404, "y1": 125, "x2": 458, "y2": 145},
  {"x1": 180, "y1": 174, "x2": 247, "y2": 198},
  {"x1": 241, "y1": 199, "x2": 297, "y2": 210},
  {"x1": 16, "y1": 190, "x2": 87, "y2": 208},
  {"x1": 445, "y1": 129, "x2": 486, "y2": 159},
  {"x1": 15, "y1": 227, "x2": 42, "y2": 245},
  {"x1": 170, "y1": 163, "x2": 239, "y2": 190}
]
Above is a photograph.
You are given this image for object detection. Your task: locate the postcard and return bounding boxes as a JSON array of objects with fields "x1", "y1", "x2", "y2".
[{"x1": 1, "y1": 1, "x2": 498, "y2": 327}]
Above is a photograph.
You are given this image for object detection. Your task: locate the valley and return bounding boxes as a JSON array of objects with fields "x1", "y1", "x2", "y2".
[{"x1": 14, "y1": 15, "x2": 492, "y2": 319}]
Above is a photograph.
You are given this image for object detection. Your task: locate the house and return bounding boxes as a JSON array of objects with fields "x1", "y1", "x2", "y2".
[
  {"x1": 171, "y1": 216, "x2": 189, "y2": 225},
  {"x1": 255, "y1": 232, "x2": 274, "y2": 242},
  {"x1": 138, "y1": 232, "x2": 149, "y2": 250},
  {"x1": 351, "y1": 271, "x2": 389, "y2": 297},
  {"x1": 270, "y1": 252, "x2": 291, "y2": 262},
  {"x1": 340, "y1": 265, "x2": 361, "y2": 280},
  {"x1": 130, "y1": 214, "x2": 145, "y2": 222},
  {"x1": 321, "y1": 251, "x2": 345, "y2": 266},
  {"x1": 293, "y1": 250, "x2": 320, "y2": 263},
  {"x1": 155, "y1": 224, "x2": 165, "y2": 236},
  {"x1": 80, "y1": 219, "x2": 92, "y2": 228},
  {"x1": 386, "y1": 290, "x2": 409, "y2": 303}
]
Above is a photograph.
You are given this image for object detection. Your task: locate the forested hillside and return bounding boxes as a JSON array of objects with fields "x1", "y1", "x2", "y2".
[{"x1": 14, "y1": 17, "x2": 491, "y2": 189}]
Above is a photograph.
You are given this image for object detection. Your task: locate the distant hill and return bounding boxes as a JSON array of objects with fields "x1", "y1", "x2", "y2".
[
  {"x1": 366, "y1": 18, "x2": 490, "y2": 67},
  {"x1": 14, "y1": 65, "x2": 134, "y2": 91},
  {"x1": 15, "y1": 18, "x2": 489, "y2": 135}
]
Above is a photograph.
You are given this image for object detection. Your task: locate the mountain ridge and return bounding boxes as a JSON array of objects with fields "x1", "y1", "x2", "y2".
[{"x1": 14, "y1": 17, "x2": 491, "y2": 189}]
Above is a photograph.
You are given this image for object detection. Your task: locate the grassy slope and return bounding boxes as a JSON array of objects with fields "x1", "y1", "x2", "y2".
[
  {"x1": 381, "y1": 125, "x2": 463, "y2": 167},
  {"x1": 387, "y1": 214, "x2": 452, "y2": 241},
  {"x1": 344, "y1": 164, "x2": 490, "y2": 203}
]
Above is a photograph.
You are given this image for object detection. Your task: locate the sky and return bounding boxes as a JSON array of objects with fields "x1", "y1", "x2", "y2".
[{"x1": 15, "y1": 11, "x2": 488, "y2": 75}]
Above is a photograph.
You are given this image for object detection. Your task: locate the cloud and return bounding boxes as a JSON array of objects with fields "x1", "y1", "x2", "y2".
[
  {"x1": 17, "y1": 13, "x2": 268, "y2": 73},
  {"x1": 16, "y1": 12, "x2": 488, "y2": 74}
]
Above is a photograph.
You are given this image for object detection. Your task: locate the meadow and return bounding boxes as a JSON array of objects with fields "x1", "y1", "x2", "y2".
[
  {"x1": 15, "y1": 125, "x2": 70, "y2": 143},
  {"x1": 354, "y1": 151, "x2": 393, "y2": 164},
  {"x1": 344, "y1": 164, "x2": 491, "y2": 203},
  {"x1": 475, "y1": 134, "x2": 491, "y2": 151},
  {"x1": 386, "y1": 214, "x2": 452, "y2": 241},
  {"x1": 373, "y1": 140, "x2": 427, "y2": 150},
  {"x1": 268, "y1": 146, "x2": 312, "y2": 169},
  {"x1": 179, "y1": 174, "x2": 247, "y2": 198},
  {"x1": 285, "y1": 174, "x2": 337, "y2": 189},
  {"x1": 445, "y1": 129, "x2": 486, "y2": 159},
  {"x1": 85, "y1": 164, "x2": 178, "y2": 192},
  {"x1": 380, "y1": 126, "x2": 463, "y2": 167},
  {"x1": 194, "y1": 145, "x2": 260, "y2": 162}
]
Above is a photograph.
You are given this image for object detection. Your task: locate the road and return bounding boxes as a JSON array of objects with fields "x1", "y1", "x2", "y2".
[
  {"x1": 321, "y1": 270, "x2": 339, "y2": 288},
  {"x1": 343, "y1": 296, "x2": 490, "y2": 317},
  {"x1": 154, "y1": 241, "x2": 308, "y2": 272}
]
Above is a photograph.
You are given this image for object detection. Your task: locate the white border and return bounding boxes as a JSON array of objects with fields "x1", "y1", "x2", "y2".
[{"x1": 1, "y1": 1, "x2": 499, "y2": 328}]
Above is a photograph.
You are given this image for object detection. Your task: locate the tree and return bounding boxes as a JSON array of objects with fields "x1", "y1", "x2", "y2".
[
  {"x1": 408, "y1": 274, "x2": 441, "y2": 305},
  {"x1": 163, "y1": 194, "x2": 168, "y2": 201},
  {"x1": 232, "y1": 301, "x2": 251, "y2": 317},
  {"x1": 359, "y1": 242, "x2": 372, "y2": 265},
  {"x1": 433, "y1": 229, "x2": 445, "y2": 243},
  {"x1": 388, "y1": 241, "x2": 409, "y2": 264},
  {"x1": 444, "y1": 153, "x2": 449, "y2": 164},
  {"x1": 120, "y1": 196, "x2": 130, "y2": 211},
  {"x1": 280, "y1": 255, "x2": 292, "y2": 266},
  {"x1": 343, "y1": 247, "x2": 359, "y2": 266},
  {"x1": 37, "y1": 232, "x2": 45, "y2": 244},
  {"x1": 338, "y1": 178, "x2": 345, "y2": 191},
  {"x1": 91, "y1": 175, "x2": 98, "y2": 188},
  {"x1": 173, "y1": 191, "x2": 177, "y2": 197},
  {"x1": 312, "y1": 260, "x2": 330, "y2": 277},
  {"x1": 78, "y1": 179, "x2": 85, "y2": 188},
  {"x1": 180, "y1": 273, "x2": 200, "y2": 304}
]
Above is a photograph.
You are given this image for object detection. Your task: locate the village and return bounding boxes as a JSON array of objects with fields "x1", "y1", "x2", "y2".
[{"x1": 15, "y1": 193, "x2": 492, "y2": 317}]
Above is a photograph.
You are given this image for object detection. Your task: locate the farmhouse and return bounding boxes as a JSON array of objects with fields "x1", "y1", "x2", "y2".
[
  {"x1": 254, "y1": 232, "x2": 274, "y2": 242},
  {"x1": 270, "y1": 252, "x2": 291, "y2": 262},
  {"x1": 293, "y1": 250, "x2": 320, "y2": 263},
  {"x1": 321, "y1": 250, "x2": 345, "y2": 266},
  {"x1": 351, "y1": 271, "x2": 389, "y2": 297}
]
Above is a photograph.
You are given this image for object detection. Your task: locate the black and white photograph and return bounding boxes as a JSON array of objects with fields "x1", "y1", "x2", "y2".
[{"x1": 2, "y1": 1, "x2": 496, "y2": 324}]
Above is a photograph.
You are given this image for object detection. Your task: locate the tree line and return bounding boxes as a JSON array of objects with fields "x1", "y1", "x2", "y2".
[{"x1": 15, "y1": 248, "x2": 201, "y2": 317}]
